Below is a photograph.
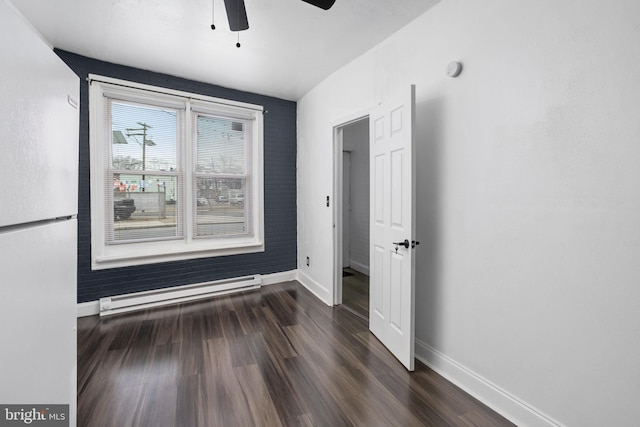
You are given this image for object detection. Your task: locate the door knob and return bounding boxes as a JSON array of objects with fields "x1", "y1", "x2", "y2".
[
  {"x1": 393, "y1": 239, "x2": 420, "y2": 253},
  {"x1": 393, "y1": 239, "x2": 410, "y2": 249}
]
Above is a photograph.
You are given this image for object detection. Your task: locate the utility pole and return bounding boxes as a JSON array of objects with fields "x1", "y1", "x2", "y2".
[{"x1": 126, "y1": 122, "x2": 155, "y2": 189}]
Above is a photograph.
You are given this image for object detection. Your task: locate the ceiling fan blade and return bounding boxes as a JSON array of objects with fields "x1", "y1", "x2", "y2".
[
  {"x1": 224, "y1": 0, "x2": 249, "y2": 31},
  {"x1": 300, "y1": 0, "x2": 336, "y2": 10}
]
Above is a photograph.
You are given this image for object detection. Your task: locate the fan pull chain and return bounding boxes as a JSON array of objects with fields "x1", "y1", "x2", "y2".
[
  {"x1": 211, "y1": 0, "x2": 215, "y2": 30},
  {"x1": 209, "y1": 0, "x2": 244, "y2": 47},
  {"x1": 235, "y1": 0, "x2": 242, "y2": 47}
]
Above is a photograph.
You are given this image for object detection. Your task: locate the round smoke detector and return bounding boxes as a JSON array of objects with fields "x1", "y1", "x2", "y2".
[{"x1": 447, "y1": 61, "x2": 463, "y2": 78}]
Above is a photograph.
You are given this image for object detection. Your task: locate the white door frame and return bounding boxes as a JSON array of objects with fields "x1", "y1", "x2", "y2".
[
  {"x1": 342, "y1": 151, "x2": 351, "y2": 269},
  {"x1": 332, "y1": 113, "x2": 369, "y2": 306}
]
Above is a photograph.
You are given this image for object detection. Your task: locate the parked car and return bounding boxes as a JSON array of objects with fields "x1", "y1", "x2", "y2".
[
  {"x1": 229, "y1": 194, "x2": 244, "y2": 204},
  {"x1": 114, "y1": 199, "x2": 136, "y2": 220},
  {"x1": 197, "y1": 197, "x2": 208, "y2": 206}
]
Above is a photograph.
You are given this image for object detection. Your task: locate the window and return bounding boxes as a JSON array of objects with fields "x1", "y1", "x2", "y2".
[{"x1": 89, "y1": 75, "x2": 264, "y2": 269}]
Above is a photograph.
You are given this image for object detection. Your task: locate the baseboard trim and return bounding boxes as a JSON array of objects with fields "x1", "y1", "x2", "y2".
[
  {"x1": 262, "y1": 270, "x2": 298, "y2": 285},
  {"x1": 295, "y1": 269, "x2": 331, "y2": 305},
  {"x1": 76, "y1": 269, "x2": 298, "y2": 318},
  {"x1": 415, "y1": 339, "x2": 564, "y2": 427},
  {"x1": 349, "y1": 260, "x2": 369, "y2": 276}
]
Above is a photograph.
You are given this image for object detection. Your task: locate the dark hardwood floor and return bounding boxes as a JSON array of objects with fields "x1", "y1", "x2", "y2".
[
  {"x1": 78, "y1": 281, "x2": 515, "y2": 427},
  {"x1": 341, "y1": 268, "x2": 370, "y2": 320}
]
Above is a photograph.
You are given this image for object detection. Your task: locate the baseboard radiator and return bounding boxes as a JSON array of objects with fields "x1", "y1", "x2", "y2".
[{"x1": 99, "y1": 275, "x2": 262, "y2": 316}]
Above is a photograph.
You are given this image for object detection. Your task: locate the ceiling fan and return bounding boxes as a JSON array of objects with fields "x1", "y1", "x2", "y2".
[{"x1": 214, "y1": 0, "x2": 337, "y2": 32}]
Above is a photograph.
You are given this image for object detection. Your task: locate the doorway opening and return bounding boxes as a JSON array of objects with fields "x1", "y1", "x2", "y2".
[{"x1": 333, "y1": 116, "x2": 370, "y2": 319}]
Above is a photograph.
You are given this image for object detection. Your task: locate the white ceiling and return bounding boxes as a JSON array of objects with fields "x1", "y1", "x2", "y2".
[{"x1": 11, "y1": 0, "x2": 440, "y2": 101}]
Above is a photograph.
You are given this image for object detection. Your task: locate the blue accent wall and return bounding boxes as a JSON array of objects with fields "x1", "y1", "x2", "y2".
[{"x1": 55, "y1": 50, "x2": 297, "y2": 303}]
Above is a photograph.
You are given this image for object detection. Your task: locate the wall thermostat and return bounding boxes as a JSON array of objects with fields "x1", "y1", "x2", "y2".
[{"x1": 447, "y1": 61, "x2": 463, "y2": 78}]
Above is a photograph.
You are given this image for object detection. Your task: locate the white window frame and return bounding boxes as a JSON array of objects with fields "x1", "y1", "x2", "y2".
[{"x1": 89, "y1": 75, "x2": 264, "y2": 270}]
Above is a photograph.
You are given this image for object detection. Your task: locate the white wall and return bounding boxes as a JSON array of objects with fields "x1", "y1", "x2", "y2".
[
  {"x1": 297, "y1": 0, "x2": 640, "y2": 425},
  {"x1": 343, "y1": 120, "x2": 370, "y2": 274}
]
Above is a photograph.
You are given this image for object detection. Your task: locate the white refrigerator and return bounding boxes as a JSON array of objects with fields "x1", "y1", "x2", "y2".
[{"x1": 0, "y1": 0, "x2": 79, "y2": 425}]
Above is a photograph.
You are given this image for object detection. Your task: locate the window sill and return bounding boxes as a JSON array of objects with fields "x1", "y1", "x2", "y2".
[{"x1": 92, "y1": 238, "x2": 265, "y2": 270}]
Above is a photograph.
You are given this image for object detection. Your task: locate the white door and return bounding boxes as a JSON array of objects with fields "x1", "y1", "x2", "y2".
[{"x1": 369, "y1": 85, "x2": 416, "y2": 371}]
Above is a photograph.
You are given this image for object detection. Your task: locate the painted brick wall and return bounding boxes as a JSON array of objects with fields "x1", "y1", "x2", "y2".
[{"x1": 55, "y1": 50, "x2": 297, "y2": 303}]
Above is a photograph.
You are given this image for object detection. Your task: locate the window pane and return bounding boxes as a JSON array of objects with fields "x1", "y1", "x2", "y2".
[
  {"x1": 195, "y1": 177, "x2": 247, "y2": 237},
  {"x1": 111, "y1": 101, "x2": 177, "y2": 172},
  {"x1": 111, "y1": 174, "x2": 180, "y2": 242},
  {"x1": 196, "y1": 115, "x2": 245, "y2": 174}
]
